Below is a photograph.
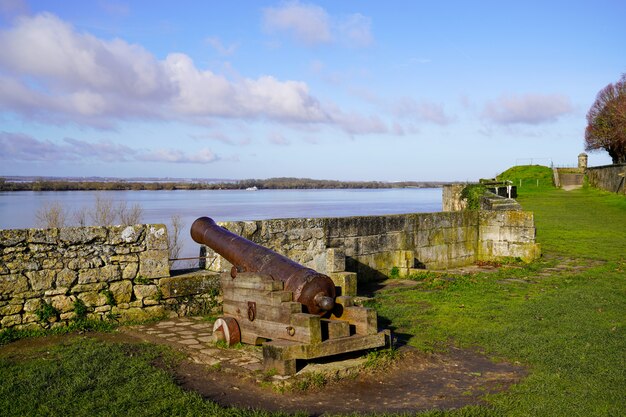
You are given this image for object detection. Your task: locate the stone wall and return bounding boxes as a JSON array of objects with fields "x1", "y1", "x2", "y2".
[
  {"x1": 0, "y1": 224, "x2": 219, "y2": 330},
  {"x1": 587, "y1": 164, "x2": 626, "y2": 194},
  {"x1": 205, "y1": 211, "x2": 540, "y2": 281},
  {"x1": 442, "y1": 184, "x2": 467, "y2": 211}
]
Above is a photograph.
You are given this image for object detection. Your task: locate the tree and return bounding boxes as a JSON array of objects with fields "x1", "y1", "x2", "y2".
[{"x1": 585, "y1": 74, "x2": 626, "y2": 164}]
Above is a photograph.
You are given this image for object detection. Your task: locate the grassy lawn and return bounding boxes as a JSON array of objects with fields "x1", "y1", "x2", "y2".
[
  {"x1": 1, "y1": 165, "x2": 624, "y2": 416},
  {"x1": 372, "y1": 166, "x2": 625, "y2": 416}
]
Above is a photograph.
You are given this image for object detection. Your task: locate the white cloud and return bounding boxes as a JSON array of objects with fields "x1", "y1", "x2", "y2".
[
  {"x1": 206, "y1": 36, "x2": 239, "y2": 56},
  {"x1": 482, "y1": 93, "x2": 574, "y2": 125},
  {"x1": 0, "y1": 12, "x2": 387, "y2": 136},
  {"x1": 138, "y1": 148, "x2": 218, "y2": 163},
  {"x1": 392, "y1": 97, "x2": 452, "y2": 125},
  {"x1": 339, "y1": 13, "x2": 373, "y2": 47},
  {"x1": 268, "y1": 132, "x2": 291, "y2": 146},
  {"x1": 0, "y1": 131, "x2": 219, "y2": 164},
  {"x1": 262, "y1": 1, "x2": 332, "y2": 45},
  {"x1": 263, "y1": 1, "x2": 373, "y2": 48}
]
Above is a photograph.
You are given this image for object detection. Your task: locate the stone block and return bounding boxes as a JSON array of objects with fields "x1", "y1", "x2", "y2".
[
  {"x1": 56, "y1": 268, "x2": 77, "y2": 288},
  {"x1": 133, "y1": 284, "x2": 158, "y2": 300},
  {"x1": 60, "y1": 312, "x2": 77, "y2": 321},
  {"x1": 121, "y1": 262, "x2": 139, "y2": 279},
  {"x1": 0, "y1": 303, "x2": 22, "y2": 315},
  {"x1": 158, "y1": 273, "x2": 220, "y2": 298},
  {"x1": 0, "y1": 274, "x2": 29, "y2": 295},
  {"x1": 25, "y1": 270, "x2": 55, "y2": 292},
  {"x1": 28, "y1": 228, "x2": 59, "y2": 244},
  {"x1": 24, "y1": 298, "x2": 42, "y2": 312},
  {"x1": 77, "y1": 265, "x2": 120, "y2": 284},
  {"x1": 1, "y1": 314, "x2": 22, "y2": 327},
  {"x1": 71, "y1": 282, "x2": 107, "y2": 293},
  {"x1": 113, "y1": 306, "x2": 165, "y2": 322},
  {"x1": 108, "y1": 225, "x2": 143, "y2": 245},
  {"x1": 329, "y1": 272, "x2": 357, "y2": 297},
  {"x1": 59, "y1": 226, "x2": 107, "y2": 245},
  {"x1": 109, "y1": 280, "x2": 133, "y2": 304},
  {"x1": 50, "y1": 295, "x2": 75, "y2": 313},
  {"x1": 78, "y1": 291, "x2": 107, "y2": 307},
  {"x1": 326, "y1": 248, "x2": 346, "y2": 273},
  {"x1": 0, "y1": 229, "x2": 28, "y2": 246},
  {"x1": 146, "y1": 225, "x2": 168, "y2": 251},
  {"x1": 138, "y1": 250, "x2": 169, "y2": 279}
]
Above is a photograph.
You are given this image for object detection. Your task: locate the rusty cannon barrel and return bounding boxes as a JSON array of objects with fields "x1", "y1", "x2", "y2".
[{"x1": 191, "y1": 217, "x2": 335, "y2": 315}]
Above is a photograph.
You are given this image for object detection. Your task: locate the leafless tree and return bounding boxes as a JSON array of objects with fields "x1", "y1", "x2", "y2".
[
  {"x1": 117, "y1": 201, "x2": 143, "y2": 226},
  {"x1": 35, "y1": 201, "x2": 67, "y2": 228},
  {"x1": 89, "y1": 195, "x2": 117, "y2": 226},
  {"x1": 168, "y1": 214, "x2": 184, "y2": 267}
]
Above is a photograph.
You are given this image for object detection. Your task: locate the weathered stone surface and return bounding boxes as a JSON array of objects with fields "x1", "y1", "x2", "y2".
[
  {"x1": 145, "y1": 225, "x2": 168, "y2": 251},
  {"x1": 326, "y1": 248, "x2": 346, "y2": 273},
  {"x1": 28, "y1": 228, "x2": 59, "y2": 244},
  {"x1": 26, "y1": 270, "x2": 56, "y2": 292},
  {"x1": 0, "y1": 274, "x2": 29, "y2": 295},
  {"x1": 108, "y1": 225, "x2": 143, "y2": 245},
  {"x1": 1, "y1": 314, "x2": 22, "y2": 327},
  {"x1": 121, "y1": 262, "x2": 139, "y2": 279},
  {"x1": 0, "y1": 229, "x2": 28, "y2": 246},
  {"x1": 50, "y1": 295, "x2": 75, "y2": 313},
  {"x1": 133, "y1": 284, "x2": 158, "y2": 300},
  {"x1": 113, "y1": 305, "x2": 165, "y2": 322},
  {"x1": 77, "y1": 265, "x2": 120, "y2": 284},
  {"x1": 0, "y1": 303, "x2": 22, "y2": 315},
  {"x1": 24, "y1": 298, "x2": 42, "y2": 312},
  {"x1": 60, "y1": 312, "x2": 77, "y2": 321},
  {"x1": 71, "y1": 282, "x2": 107, "y2": 293},
  {"x1": 159, "y1": 273, "x2": 220, "y2": 298},
  {"x1": 109, "y1": 280, "x2": 133, "y2": 304},
  {"x1": 56, "y1": 268, "x2": 77, "y2": 288},
  {"x1": 78, "y1": 291, "x2": 107, "y2": 307},
  {"x1": 138, "y1": 250, "x2": 169, "y2": 278},
  {"x1": 59, "y1": 227, "x2": 107, "y2": 245}
]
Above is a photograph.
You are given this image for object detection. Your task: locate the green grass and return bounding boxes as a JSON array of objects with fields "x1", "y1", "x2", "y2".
[
  {"x1": 497, "y1": 164, "x2": 555, "y2": 191},
  {"x1": 370, "y1": 168, "x2": 626, "y2": 416},
  {"x1": 0, "y1": 337, "x2": 300, "y2": 417}
]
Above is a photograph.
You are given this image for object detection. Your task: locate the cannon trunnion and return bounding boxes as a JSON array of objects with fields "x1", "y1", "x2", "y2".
[{"x1": 191, "y1": 216, "x2": 390, "y2": 375}]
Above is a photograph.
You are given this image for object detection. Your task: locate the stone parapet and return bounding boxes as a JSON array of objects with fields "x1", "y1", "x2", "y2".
[
  {"x1": 0, "y1": 224, "x2": 220, "y2": 330},
  {"x1": 203, "y1": 210, "x2": 540, "y2": 282}
]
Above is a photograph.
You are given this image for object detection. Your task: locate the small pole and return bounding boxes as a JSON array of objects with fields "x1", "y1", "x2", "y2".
[{"x1": 519, "y1": 179, "x2": 522, "y2": 187}]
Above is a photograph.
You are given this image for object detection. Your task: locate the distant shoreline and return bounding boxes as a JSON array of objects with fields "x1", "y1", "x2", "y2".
[{"x1": 0, "y1": 177, "x2": 448, "y2": 192}]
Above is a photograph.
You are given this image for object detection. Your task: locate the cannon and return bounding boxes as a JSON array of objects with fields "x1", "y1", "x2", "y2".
[
  {"x1": 191, "y1": 216, "x2": 335, "y2": 315},
  {"x1": 191, "y1": 216, "x2": 389, "y2": 375}
]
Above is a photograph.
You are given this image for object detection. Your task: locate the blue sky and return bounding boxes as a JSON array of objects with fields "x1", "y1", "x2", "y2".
[{"x1": 0, "y1": 0, "x2": 624, "y2": 181}]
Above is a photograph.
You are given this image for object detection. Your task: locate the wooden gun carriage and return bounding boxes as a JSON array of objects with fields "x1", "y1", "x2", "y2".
[{"x1": 191, "y1": 217, "x2": 390, "y2": 375}]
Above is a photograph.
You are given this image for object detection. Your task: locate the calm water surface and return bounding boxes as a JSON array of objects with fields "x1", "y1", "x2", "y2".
[{"x1": 0, "y1": 188, "x2": 441, "y2": 261}]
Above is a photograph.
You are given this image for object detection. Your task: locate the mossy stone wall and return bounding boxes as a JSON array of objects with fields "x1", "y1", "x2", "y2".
[
  {"x1": 204, "y1": 211, "x2": 540, "y2": 282},
  {"x1": 0, "y1": 224, "x2": 220, "y2": 330}
]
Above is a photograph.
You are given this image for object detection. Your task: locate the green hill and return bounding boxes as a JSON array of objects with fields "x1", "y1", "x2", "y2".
[{"x1": 497, "y1": 165, "x2": 554, "y2": 189}]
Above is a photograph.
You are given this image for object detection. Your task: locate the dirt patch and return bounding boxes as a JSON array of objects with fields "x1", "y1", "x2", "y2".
[
  {"x1": 175, "y1": 345, "x2": 524, "y2": 415},
  {"x1": 1, "y1": 331, "x2": 525, "y2": 416}
]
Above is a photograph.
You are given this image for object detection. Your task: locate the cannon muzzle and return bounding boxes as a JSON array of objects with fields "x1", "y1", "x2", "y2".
[{"x1": 191, "y1": 217, "x2": 335, "y2": 315}]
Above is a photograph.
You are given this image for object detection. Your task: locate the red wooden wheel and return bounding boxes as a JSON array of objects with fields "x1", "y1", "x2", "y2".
[{"x1": 212, "y1": 317, "x2": 241, "y2": 346}]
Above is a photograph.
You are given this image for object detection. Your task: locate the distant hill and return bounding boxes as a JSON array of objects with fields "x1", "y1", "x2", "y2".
[{"x1": 0, "y1": 176, "x2": 448, "y2": 192}]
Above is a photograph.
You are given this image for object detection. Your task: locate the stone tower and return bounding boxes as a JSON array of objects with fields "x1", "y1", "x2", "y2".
[{"x1": 578, "y1": 152, "x2": 588, "y2": 170}]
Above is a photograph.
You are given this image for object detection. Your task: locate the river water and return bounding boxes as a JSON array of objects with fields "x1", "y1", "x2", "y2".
[{"x1": 0, "y1": 188, "x2": 442, "y2": 264}]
